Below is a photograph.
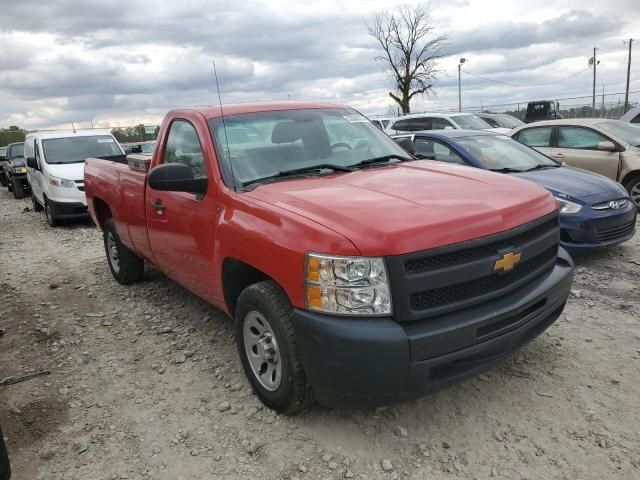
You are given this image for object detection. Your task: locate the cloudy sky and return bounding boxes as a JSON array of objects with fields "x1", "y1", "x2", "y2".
[{"x1": 1, "y1": 0, "x2": 639, "y2": 129}]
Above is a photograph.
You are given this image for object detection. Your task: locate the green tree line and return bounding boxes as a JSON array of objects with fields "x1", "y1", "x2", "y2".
[{"x1": 0, "y1": 124, "x2": 159, "y2": 147}]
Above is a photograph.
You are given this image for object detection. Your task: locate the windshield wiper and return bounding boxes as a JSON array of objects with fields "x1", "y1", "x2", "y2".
[
  {"x1": 242, "y1": 164, "x2": 354, "y2": 188},
  {"x1": 487, "y1": 167, "x2": 525, "y2": 173},
  {"x1": 350, "y1": 154, "x2": 412, "y2": 168},
  {"x1": 523, "y1": 163, "x2": 561, "y2": 172}
]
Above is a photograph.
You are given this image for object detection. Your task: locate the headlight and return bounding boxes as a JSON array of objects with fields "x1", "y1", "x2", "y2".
[
  {"x1": 13, "y1": 167, "x2": 27, "y2": 174},
  {"x1": 555, "y1": 196, "x2": 582, "y2": 214},
  {"x1": 49, "y1": 176, "x2": 75, "y2": 188},
  {"x1": 305, "y1": 253, "x2": 392, "y2": 316}
]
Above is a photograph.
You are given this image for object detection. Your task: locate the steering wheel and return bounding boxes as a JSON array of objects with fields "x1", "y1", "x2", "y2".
[{"x1": 330, "y1": 142, "x2": 352, "y2": 151}]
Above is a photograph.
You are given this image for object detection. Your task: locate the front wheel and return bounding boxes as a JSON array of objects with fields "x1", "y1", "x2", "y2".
[
  {"x1": 45, "y1": 199, "x2": 59, "y2": 227},
  {"x1": 13, "y1": 179, "x2": 24, "y2": 199},
  {"x1": 623, "y1": 174, "x2": 640, "y2": 209},
  {"x1": 235, "y1": 281, "x2": 314, "y2": 414},
  {"x1": 103, "y1": 219, "x2": 144, "y2": 284}
]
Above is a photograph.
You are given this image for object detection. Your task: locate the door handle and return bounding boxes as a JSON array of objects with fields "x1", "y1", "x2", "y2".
[
  {"x1": 151, "y1": 199, "x2": 165, "y2": 213},
  {"x1": 552, "y1": 153, "x2": 565, "y2": 158}
]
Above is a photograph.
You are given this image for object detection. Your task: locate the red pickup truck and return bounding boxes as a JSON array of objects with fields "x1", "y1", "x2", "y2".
[{"x1": 84, "y1": 102, "x2": 573, "y2": 413}]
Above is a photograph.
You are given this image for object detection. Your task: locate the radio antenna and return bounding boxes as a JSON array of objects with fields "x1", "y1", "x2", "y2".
[{"x1": 212, "y1": 60, "x2": 235, "y2": 190}]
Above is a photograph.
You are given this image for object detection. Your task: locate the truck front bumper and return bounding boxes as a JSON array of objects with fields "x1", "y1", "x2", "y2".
[{"x1": 292, "y1": 249, "x2": 573, "y2": 408}]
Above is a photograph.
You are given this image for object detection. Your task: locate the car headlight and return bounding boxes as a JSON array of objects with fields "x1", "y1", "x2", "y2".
[
  {"x1": 13, "y1": 167, "x2": 27, "y2": 174},
  {"x1": 49, "y1": 176, "x2": 75, "y2": 188},
  {"x1": 305, "y1": 253, "x2": 392, "y2": 316},
  {"x1": 555, "y1": 196, "x2": 582, "y2": 214}
]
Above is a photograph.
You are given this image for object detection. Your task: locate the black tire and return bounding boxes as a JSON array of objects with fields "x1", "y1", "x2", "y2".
[
  {"x1": 12, "y1": 179, "x2": 23, "y2": 199},
  {"x1": 623, "y1": 174, "x2": 640, "y2": 209},
  {"x1": 103, "y1": 218, "x2": 144, "y2": 284},
  {"x1": 32, "y1": 193, "x2": 43, "y2": 212},
  {"x1": 0, "y1": 173, "x2": 6, "y2": 187},
  {"x1": 235, "y1": 280, "x2": 314, "y2": 414},
  {"x1": 44, "y1": 199, "x2": 59, "y2": 227},
  {"x1": 0, "y1": 425, "x2": 10, "y2": 480}
]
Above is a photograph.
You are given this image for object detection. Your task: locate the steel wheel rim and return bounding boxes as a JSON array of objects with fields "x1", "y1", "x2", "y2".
[
  {"x1": 630, "y1": 182, "x2": 640, "y2": 208},
  {"x1": 243, "y1": 311, "x2": 282, "y2": 391},
  {"x1": 107, "y1": 232, "x2": 120, "y2": 273}
]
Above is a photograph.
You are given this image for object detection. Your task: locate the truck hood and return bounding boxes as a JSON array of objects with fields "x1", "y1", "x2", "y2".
[
  {"x1": 45, "y1": 162, "x2": 85, "y2": 181},
  {"x1": 511, "y1": 166, "x2": 625, "y2": 204},
  {"x1": 245, "y1": 161, "x2": 556, "y2": 256}
]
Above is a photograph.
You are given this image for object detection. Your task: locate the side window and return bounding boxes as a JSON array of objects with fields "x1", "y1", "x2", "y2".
[
  {"x1": 164, "y1": 120, "x2": 207, "y2": 178},
  {"x1": 414, "y1": 139, "x2": 465, "y2": 164},
  {"x1": 431, "y1": 118, "x2": 454, "y2": 130},
  {"x1": 515, "y1": 127, "x2": 552, "y2": 147},
  {"x1": 481, "y1": 117, "x2": 499, "y2": 128},
  {"x1": 557, "y1": 127, "x2": 607, "y2": 150},
  {"x1": 409, "y1": 118, "x2": 432, "y2": 131},
  {"x1": 631, "y1": 114, "x2": 640, "y2": 124},
  {"x1": 390, "y1": 119, "x2": 410, "y2": 132}
]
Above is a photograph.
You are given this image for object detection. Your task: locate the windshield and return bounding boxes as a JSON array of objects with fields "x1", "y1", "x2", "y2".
[
  {"x1": 9, "y1": 143, "x2": 24, "y2": 158},
  {"x1": 451, "y1": 115, "x2": 493, "y2": 130},
  {"x1": 209, "y1": 108, "x2": 411, "y2": 187},
  {"x1": 42, "y1": 135, "x2": 122, "y2": 164},
  {"x1": 597, "y1": 121, "x2": 640, "y2": 147},
  {"x1": 140, "y1": 142, "x2": 155, "y2": 154},
  {"x1": 455, "y1": 135, "x2": 558, "y2": 171},
  {"x1": 495, "y1": 114, "x2": 524, "y2": 128}
]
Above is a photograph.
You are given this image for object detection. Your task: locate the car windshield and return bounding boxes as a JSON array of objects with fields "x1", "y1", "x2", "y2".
[
  {"x1": 209, "y1": 108, "x2": 411, "y2": 187},
  {"x1": 451, "y1": 115, "x2": 493, "y2": 130},
  {"x1": 455, "y1": 135, "x2": 558, "y2": 171},
  {"x1": 10, "y1": 143, "x2": 24, "y2": 158},
  {"x1": 495, "y1": 114, "x2": 524, "y2": 128},
  {"x1": 140, "y1": 142, "x2": 155, "y2": 154},
  {"x1": 597, "y1": 121, "x2": 640, "y2": 147},
  {"x1": 42, "y1": 135, "x2": 122, "y2": 164}
]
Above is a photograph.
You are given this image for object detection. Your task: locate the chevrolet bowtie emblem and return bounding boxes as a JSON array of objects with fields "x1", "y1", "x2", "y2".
[{"x1": 494, "y1": 251, "x2": 521, "y2": 272}]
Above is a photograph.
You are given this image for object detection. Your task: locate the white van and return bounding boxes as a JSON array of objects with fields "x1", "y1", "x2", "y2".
[{"x1": 24, "y1": 129, "x2": 124, "y2": 226}]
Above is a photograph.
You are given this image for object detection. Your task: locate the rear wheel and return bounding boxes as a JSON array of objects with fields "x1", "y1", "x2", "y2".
[
  {"x1": 12, "y1": 179, "x2": 24, "y2": 199},
  {"x1": 235, "y1": 281, "x2": 314, "y2": 414},
  {"x1": 32, "y1": 193, "x2": 43, "y2": 212},
  {"x1": 0, "y1": 172, "x2": 7, "y2": 187},
  {"x1": 103, "y1": 218, "x2": 144, "y2": 284},
  {"x1": 45, "y1": 199, "x2": 59, "y2": 227},
  {"x1": 623, "y1": 174, "x2": 640, "y2": 208}
]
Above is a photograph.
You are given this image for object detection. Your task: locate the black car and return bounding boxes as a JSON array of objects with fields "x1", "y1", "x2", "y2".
[{"x1": 2, "y1": 143, "x2": 28, "y2": 199}]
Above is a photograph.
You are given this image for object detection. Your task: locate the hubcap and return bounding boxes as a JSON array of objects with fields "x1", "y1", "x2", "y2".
[
  {"x1": 107, "y1": 232, "x2": 120, "y2": 273},
  {"x1": 243, "y1": 311, "x2": 282, "y2": 391},
  {"x1": 630, "y1": 182, "x2": 640, "y2": 208}
]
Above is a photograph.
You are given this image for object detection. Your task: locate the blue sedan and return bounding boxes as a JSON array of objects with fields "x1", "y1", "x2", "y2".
[{"x1": 393, "y1": 130, "x2": 636, "y2": 251}]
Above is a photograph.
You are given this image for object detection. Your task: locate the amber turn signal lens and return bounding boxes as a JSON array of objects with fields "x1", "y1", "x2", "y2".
[
  {"x1": 306, "y1": 285, "x2": 322, "y2": 309},
  {"x1": 307, "y1": 256, "x2": 320, "y2": 282}
]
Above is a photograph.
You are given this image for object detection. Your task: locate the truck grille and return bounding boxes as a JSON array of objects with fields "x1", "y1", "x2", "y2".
[
  {"x1": 595, "y1": 221, "x2": 635, "y2": 242},
  {"x1": 386, "y1": 212, "x2": 560, "y2": 322}
]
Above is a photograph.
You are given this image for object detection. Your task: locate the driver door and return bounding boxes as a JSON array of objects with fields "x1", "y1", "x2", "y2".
[{"x1": 146, "y1": 119, "x2": 218, "y2": 300}]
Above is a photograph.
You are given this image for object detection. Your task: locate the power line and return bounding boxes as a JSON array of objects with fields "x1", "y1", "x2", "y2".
[{"x1": 463, "y1": 68, "x2": 590, "y2": 87}]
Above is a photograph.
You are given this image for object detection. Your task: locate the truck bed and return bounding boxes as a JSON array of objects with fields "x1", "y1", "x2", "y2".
[{"x1": 84, "y1": 157, "x2": 154, "y2": 261}]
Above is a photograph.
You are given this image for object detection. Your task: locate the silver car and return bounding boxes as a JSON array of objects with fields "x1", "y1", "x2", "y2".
[{"x1": 510, "y1": 119, "x2": 640, "y2": 207}]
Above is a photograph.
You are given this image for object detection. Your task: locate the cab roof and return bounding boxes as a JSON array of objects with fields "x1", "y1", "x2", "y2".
[{"x1": 174, "y1": 101, "x2": 348, "y2": 120}]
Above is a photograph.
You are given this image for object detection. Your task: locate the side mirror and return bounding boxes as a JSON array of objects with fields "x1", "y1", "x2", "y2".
[
  {"x1": 597, "y1": 141, "x2": 617, "y2": 152},
  {"x1": 393, "y1": 137, "x2": 415, "y2": 155},
  {"x1": 27, "y1": 157, "x2": 38, "y2": 169},
  {"x1": 148, "y1": 163, "x2": 208, "y2": 195}
]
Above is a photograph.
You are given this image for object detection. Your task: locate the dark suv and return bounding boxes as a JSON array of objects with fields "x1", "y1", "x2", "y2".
[
  {"x1": 524, "y1": 101, "x2": 562, "y2": 123},
  {"x1": 3, "y1": 142, "x2": 28, "y2": 199}
]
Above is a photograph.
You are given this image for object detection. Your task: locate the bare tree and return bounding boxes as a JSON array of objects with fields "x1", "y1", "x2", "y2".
[{"x1": 369, "y1": 4, "x2": 449, "y2": 114}]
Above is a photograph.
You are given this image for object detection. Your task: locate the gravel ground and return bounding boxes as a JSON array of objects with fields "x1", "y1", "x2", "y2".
[{"x1": 1, "y1": 188, "x2": 639, "y2": 480}]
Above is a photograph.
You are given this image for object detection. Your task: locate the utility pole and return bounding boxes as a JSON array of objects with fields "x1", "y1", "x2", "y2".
[
  {"x1": 624, "y1": 39, "x2": 633, "y2": 113},
  {"x1": 591, "y1": 47, "x2": 597, "y2": 114},
  {"x1": 458, "y1": 58, "x2": 466, "y2": 112}
]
